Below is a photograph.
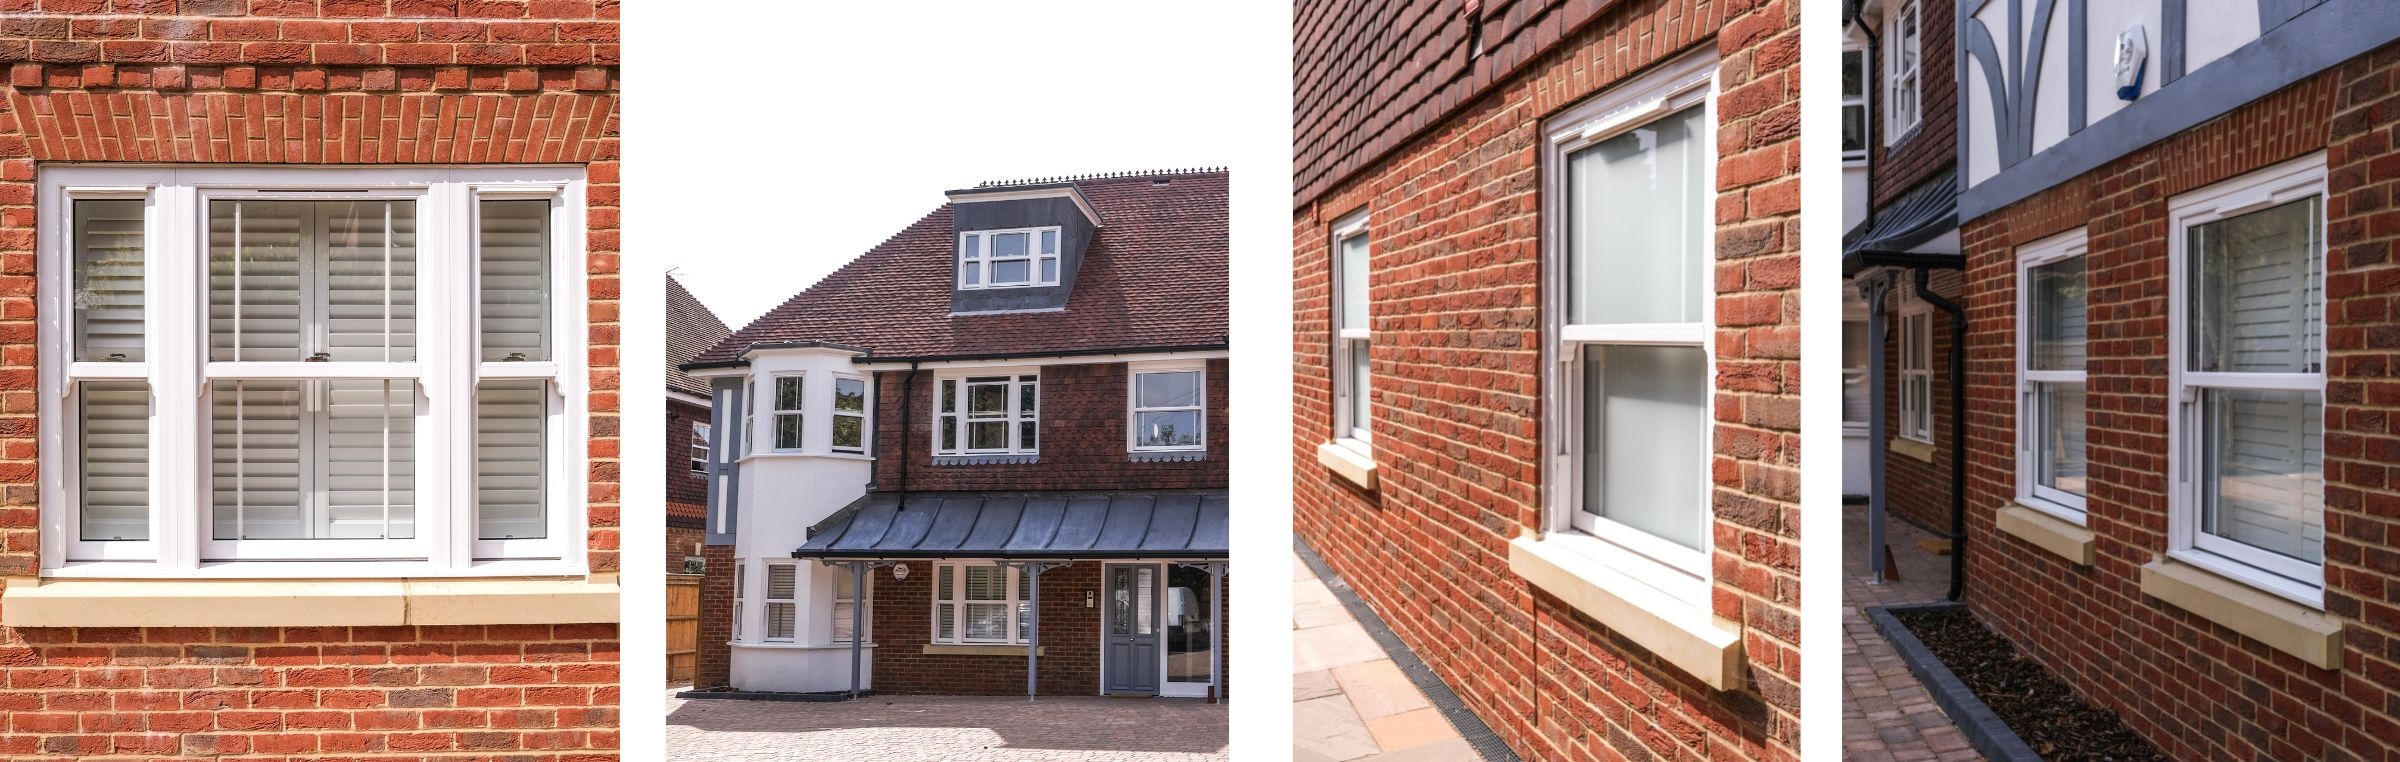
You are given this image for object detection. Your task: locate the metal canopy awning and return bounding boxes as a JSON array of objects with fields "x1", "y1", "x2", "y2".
[
  {"x1": 1842, "y1": 169, "x2": 1961, "y2": 276},
  {"x1": 793, "y1": 490, "x2": 1231, "y2": 561}
]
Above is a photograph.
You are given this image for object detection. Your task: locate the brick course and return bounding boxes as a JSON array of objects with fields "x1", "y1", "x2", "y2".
[
  {"x1": 1957, "y1": 48, "x2": 2400, "y2": 760},
  {"x1": 1290, "y1": 0, "x2": 1801, "y2": 758},
  {"x1": 0, "y1": 2, "x2": 618, "y2": 757}
]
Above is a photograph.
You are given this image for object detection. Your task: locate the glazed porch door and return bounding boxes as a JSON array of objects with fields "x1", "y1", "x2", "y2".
[{"x1": 1102, "y1": 563, "x2": 1160, "y2": 695}]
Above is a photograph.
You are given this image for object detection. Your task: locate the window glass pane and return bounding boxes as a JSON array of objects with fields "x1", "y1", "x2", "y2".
[
  {"x1": 1348, "y1": 339, "x2": 1370, "y2": 431},
  {"x1": 2034, "y1": 382, "x2": 2087, "y2": 497},
  {"x1": 833, "y1": 601, "x2": 857, "y2": 641},
  {"x1": 832, "y1": 414, "x2": 863, "y2": 450},
  {"x1": 1165, "y1": 565, "x2": 1213, "y2": 683},
  {"x1": 1339, "y1": 233, "x2": 1369, "y2": 329},
  {"x1": 1041, "y1": 259, "x2": 1057, "y2": 283},
  {"x1": 961, "y1": 234, "x2": 980, "y2": 258},
  {"x1": 1020, "y1": 379, "x2": 1037, "y2": 415},
  {"x1": 775, "y1": 377, "x2": 804, "y2": 411},
  {"x1": 209, "y1": 199, "x2": 417, "y2": 362},
  {"x1": 1040, "y1": 229, "x2": 1057, "y2": 255},
  {"x1": 1019, "y1": 420, "x2": 1036, "y2": 450},
  {"x1": 964, "y1": 264, "x2": 981, "y2": 286},
  {"x1": 939, "y1": 414, "x2": 958, "y2": 450},
  {"x1": 2028, "y1": 255, "x2": 2088, "y2": 371},
  {"x1": 1582, "y1": 345, "x2": 1705, "y2": 550},
  {"x1": 78, "y1": 381, "x2": 149, "y2": 541},
  {"x1": 476, "y1": 380, "x2": 547, "y2": 540},
  {"x1": 768, "y1": 564, "x2": 796, "y2": 598},
  {"x1": 2189, "y1": 197, "x2": 2323, "y2": 374},
  {"x1": 965, "y1": 602, "x2": 1009, "y2": 640},
  {"x1": 968, "y1": 421, "x2": 1008, "y2": 449},
  {"x1": 1842, "y1": 321, "x2": 1869, "y2": 425},
  {"x1": 767, "y1": 603, "x2": 794, "y2": 639},
  {"x1": 937, "y1": 564, "x2": 954, "y2": 600},
  {"x1": 993, "y1": 259, "x2": 1029, "y2": 283},
  {"x1": 1136, "y1": 567, "x2": 1155, "y2": 635},
  {"x1": 939, "y1": 379, "x2": 956, "y2": 413},
  {"x1": 1136, "y1": 411, "x2": 1202, "y2": 448},
  {"x1": 1842, "y1": 50, "x2": 1863, "y2": 98},
  {"x1": 1567, "y1": 105, "x2": 1707, "y2": 325},
  {"x1": 937, "y1": 604, "x2": 956, "y2": 640},
  {"x1": 74, "y1": 199, "x2": 146, "y2": 363},
  {"x1": 991, "y1": 232, "x2": 1026, "y2": 258},
  {"x1": 211, "y1": 379, "x2": 416, "y2": 540},
  {"x1": 775, "y1": 412, "x2": 803, "y2": 450},
  {"x1": 963, "y1": 565, "x2": 1006, "y2": 600},
  {"x1": 2200, "y1": 388, "x2": 2325, "y2": 563},
  {"x1": 1136, "y1": 370, "x2": 1201, "y2": 408},
  {"x1": 834, "y1": 377, "x2": 865, "y2": 412},
  {"x1": 968, "y1": 384, "x2": 1007, "y2": 415},
  {"x1": 479, "y1": 199, "x2": 549, "y2": 362}
]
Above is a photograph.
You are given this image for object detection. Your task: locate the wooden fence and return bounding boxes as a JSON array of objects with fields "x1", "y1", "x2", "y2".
[{"x1": 666, "y1": 574, "x2": 701, "y2": 684}]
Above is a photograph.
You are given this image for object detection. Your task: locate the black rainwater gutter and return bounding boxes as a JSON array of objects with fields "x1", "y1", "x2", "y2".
[{"x1": 1911, "y1": 268, "x2": 1968, "y2": 602}]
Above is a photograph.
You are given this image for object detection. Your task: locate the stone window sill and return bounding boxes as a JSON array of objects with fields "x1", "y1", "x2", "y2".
[
  {"x1": 1889, "y1": 437, "x2": 1936, "y2": 463},
  {"x1": 2139, "y1": 559, "x2": 2340, "y2": 670},
  {"x1": 1316, "y1": 440, "x2": 1376, "y2": 490},
  {"x1": 923, "y1": 644, "x2": 1046, "y2": 656},
  {"x1": 1996, "y1": 502, "x2": 2093, "y2": 566},
  {"x1": 1507, "y1": 534, "x2": 1743, "y2": 690},
  {"x1": 0, "y1": 574, "x2": 619, "y2": 628}
]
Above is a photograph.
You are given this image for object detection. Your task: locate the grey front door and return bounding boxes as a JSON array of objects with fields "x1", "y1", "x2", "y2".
[{"x1": 1103, "y1": 563, "x2": 1160, "y2": 695}]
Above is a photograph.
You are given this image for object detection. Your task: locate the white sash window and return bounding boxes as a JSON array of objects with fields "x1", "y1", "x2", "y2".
[
  {"x1": 1128, "y1": 362, "x2": 1206, "y2": 452},
  {"x1": 2168, "y1": 155, "x2": 2329, "y2": 606},
  {"x1": 933, "y1": 371, "x2": 1038, "y2": 456},
  {"x1": 958, "y1": 227, "x2": 1062, "y2": 289},
  {"x1": 931, "y1": 562, "x2": 1032, "y2": 645},
  {"x1": 39, "y1": 166, "x2": 587, "y2": 576},
  {"x1": 2017, "y1": 231, "x2": 2090, "y2": 520}
]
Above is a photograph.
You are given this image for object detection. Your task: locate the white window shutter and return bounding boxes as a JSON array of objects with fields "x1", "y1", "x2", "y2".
[
  {"x1": 208, "y1": 200, "x2": 306, "y2": 362},
  {"x1": 77, "y1": 382, "x2": 149, "y2": 541},
  {"x1": 320, "y1": 201, "x2": 416, "y2": 363},
  {"x1": 72, "y1": 199, "x2": 146, "y2": 363},
  {"x1": 479, "y1": 199, "x2": 550, "y2": 362},
  {"x1": 321, "y1": 379, "x2": 416, "y2": 539},
  {"x1": 476, "y1": 380, "x2": 548, "y2": 540},
  {"x1": 210, "y1": 380, "x2": 305, "y2": 540}
]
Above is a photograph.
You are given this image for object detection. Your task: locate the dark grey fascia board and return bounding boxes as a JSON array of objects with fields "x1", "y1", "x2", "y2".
[
  {"x1": 944, "y1": 182, "x2": 1104, "y2": 227},
  {"x1": 1843, "y1": 249, "x2": 1965, "y2": 277},
  {"x1": 1956, "y1": 0, "x2": 2400, "y2": 222},
  {"x1": 677, "y1": 340, "x2": 876, "y2": 373},
  {"x1": 848, "y1": 343, "x2": 1231, "y2": 368}
]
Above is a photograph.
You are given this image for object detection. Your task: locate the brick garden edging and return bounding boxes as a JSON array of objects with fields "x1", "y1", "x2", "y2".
[{"x1": 1866, "y1": 603, "x2": 2042, "y2": 762}]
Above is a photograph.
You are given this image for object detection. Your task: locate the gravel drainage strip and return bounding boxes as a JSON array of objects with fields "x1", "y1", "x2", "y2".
[{"x1": 1869, "y1": 602, "x2": 2165, "y2": 762}]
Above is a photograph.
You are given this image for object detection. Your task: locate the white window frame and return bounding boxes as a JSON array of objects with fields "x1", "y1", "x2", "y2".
[
  {"x1": 1127, "y1": 360, "x2": 1207, "y2": 452},
  {"x1": 1330, "y1": 211, "x2": 1372, "y2": 449},
  {"x1": 38, "y1": 165, "x2": 587, "y2": 578},
  {"x1": 690, "y1": 420, "x2": 712, "y2": 476},
  {"x1": 731, "y1": 559, "x2": 747, "y2": 642},
  {"x1": 769, "y1": 373, "x2": 806, "y2": 452},
  {"x1": 956, "y1": 226, "x2": 1062, "y2": 290},
  {"x1": 932, "y1": 368, "x2": 1039, "y2": 456},
  {"x1": 762, "y1": 561, "x2": 797, "y2": 643},
  {"x1": 1537, "y1": 49, "x2": 1719, "y2": 605},
  {"x1": 1884, "y1": 0, "x2": 1923, "y2": 141},
  {"x1": 930, "y1": 562, "x2": 1031, "y2": 646},
  {"x1": 1897, "y1": 308, "x2": 1934, "y2": 443},
  {"x1": 2015, "y1": 229, "x2": 2090, "y2": 521},
  {"x1": 831, "y1": 564, "x2": 871, "y2": 644},
  {"x1": 830, "y1": 373, "x2": 870, "y2": 455},
  {"x1": 2166, "y1": 154, "x2": 2329, "y2": 607},
  {"x1": 1842, "y1": 42, "x2": 1871, "y2": 162}
]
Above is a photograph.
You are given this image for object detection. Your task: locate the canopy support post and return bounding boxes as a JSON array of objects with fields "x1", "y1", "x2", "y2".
[{"x1": 1005, "y1": 560, "x2": 1070, "y2": 701}]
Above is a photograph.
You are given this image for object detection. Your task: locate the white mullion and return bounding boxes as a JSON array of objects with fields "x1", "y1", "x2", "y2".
[
  {"x1": 161, "y1": 178, "x2": 201, "y2": 571},
  {"x1": 382, "y1": 201, "x2": 393, "y2": 363},
  {"x1": 428, "y1": 176, "x2": 466, "y2": 570}
]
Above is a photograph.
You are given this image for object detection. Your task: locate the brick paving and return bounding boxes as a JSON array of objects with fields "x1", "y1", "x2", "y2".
[
  {"x1": 1844, "y1": 506, "x2": 1984, "y2": 762},
  {"x1": 665, "y1": 689, "x2": 1228, "y2": 761},
  {"x1": 1292, "y1": 549, "x2": 1483, "y2": 762}
]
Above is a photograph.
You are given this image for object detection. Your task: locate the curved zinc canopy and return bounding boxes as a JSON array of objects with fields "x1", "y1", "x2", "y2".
[{"x1": 792, "y1": 490, "x2": 1230, "y2": 560}]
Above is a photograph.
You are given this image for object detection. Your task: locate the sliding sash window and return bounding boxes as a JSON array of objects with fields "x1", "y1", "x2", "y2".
[{"x1": 38, "y1": 166, "x2": 587, "y2": 576}]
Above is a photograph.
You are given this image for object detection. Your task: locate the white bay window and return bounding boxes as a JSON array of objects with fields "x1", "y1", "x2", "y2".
[
  {"x1": 40, "y1": 166, "x2": 586, "y2": 576},
  {"x1": 2169, "y1": 156, "x2": 2328, "y2": 605}
]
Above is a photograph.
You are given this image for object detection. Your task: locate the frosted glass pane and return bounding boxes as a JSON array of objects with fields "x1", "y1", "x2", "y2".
[
  {"x1": 1582, "y1": 345, "x2": 1706, "y2": 550},
  {"x1": 2201, "y1": 388, "x2": 2324, "y2": 563},
  {"x1": 1348, "y1": 339, "x2": 1370, "y2": 431},
  {"x1": 2189, "y1": 197, "x2": 2321, "y2": 374},
  {"x1": 2034, "y1": 382, "x2": 2086, "y2": 497},
  {"x1": 1567, "y1": 105, "x2": 1707, "y2": 325},
  {"x1": 2028, "y1": 255, "x2": 2087, "y2": 371},
  {"x1": 1339, "y1": 233, "x2": 1368, "y2": 329}
]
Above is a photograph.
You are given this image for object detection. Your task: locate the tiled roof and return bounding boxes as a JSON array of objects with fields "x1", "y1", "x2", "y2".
[
  {"x1": 665, "y1": 274, "x2": 732, "y2": 398},
  {"x1": 687, "y1": 169, "x2": 1229, "y2": 366}
]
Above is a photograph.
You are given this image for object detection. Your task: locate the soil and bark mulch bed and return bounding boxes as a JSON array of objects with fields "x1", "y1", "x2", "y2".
[{"x1": 1888, "y1": 606, "x2": 2165, "y2": 761}]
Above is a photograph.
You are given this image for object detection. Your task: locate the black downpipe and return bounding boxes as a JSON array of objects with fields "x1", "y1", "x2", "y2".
[
  {"x1": 1912, "y1": 268, "x2": 1969, "y2": 601},
  {"x1": 896, "y1": 362, "x2": 919, "y2": 507}
]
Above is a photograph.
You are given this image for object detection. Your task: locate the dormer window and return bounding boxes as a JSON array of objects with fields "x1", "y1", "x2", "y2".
[{"x1": 959, "y1": 227, "x2": 1062, "y2": 289}]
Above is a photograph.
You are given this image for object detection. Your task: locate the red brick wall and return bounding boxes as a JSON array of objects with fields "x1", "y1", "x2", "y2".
[
  {"x1": 665, "y1": 526, "x2": 702, "y2": 573},
  {"x1": 864, "y1": 562, "x2": 1231, "y2": 697},
  {"x1": 1864, "y1": 0, "x2": 1957, "y2": 208},
  {"x1": 0, "y1": 625, "x2": 618, "y2": 759},
  {"x1": 1289, "y1": 0, "x2": 1801, "y2": 758},
  {"x1": 1957, "y1": 54, "x2": 2400, "y2": 759},
  {"x1": 869, "y1": 360, "x2": 1229, "y2": 493},
  {"x1": 1877, "y1": 276, "x2": 1961, "y2": 534},
  {"x1": 0, "y1": 3, "x2": 619, "y2": 758},
  {"x1": 665, "y1": 398, "x2": 708, "y2": 515},
  {"x1": 694, "y1": 544, "x2": 732, "y2": 690}
]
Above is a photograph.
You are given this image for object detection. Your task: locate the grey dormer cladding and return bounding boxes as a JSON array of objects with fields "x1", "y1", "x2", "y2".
[
  {"x1": 705, "y1": 376, "x2": 746, "y2": 544},
  {"x1": 947, "y1": 182, "x2": 1101, "y2": 314}
]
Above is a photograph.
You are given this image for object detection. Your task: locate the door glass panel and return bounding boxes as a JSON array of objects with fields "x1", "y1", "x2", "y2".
[
  {"x1": 1165, "y1": 565, "x2": 1213, "y2": 684},
  {"x1": 1135, "y1": 567, "x2": 1155, "y2": 635},
  {"x1": 1111, "y1": 568, "x2": 1130, "y2": 635}
]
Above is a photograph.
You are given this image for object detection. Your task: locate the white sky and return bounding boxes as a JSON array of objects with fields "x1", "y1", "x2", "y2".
[{"x1": 640, "y1": 1, "x2": 1273, "y2": 329}]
